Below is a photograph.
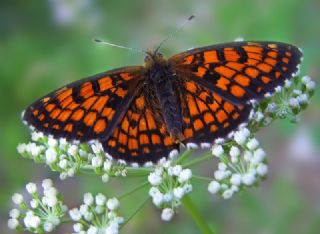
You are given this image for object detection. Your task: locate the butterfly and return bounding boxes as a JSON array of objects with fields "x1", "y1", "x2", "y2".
[{"x1": 22, "y1": 41, "x2": 302, "y2": 164}]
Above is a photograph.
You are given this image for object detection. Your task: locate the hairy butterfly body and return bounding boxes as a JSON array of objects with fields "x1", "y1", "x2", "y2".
[{"x1": 23, "y1": 41, "x2": 302, "y2": 164}]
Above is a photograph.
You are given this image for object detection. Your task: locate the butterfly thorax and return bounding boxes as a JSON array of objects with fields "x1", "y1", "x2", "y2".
[{"x1": 144, "y1": 51, "x2": 184, "y2": 142}]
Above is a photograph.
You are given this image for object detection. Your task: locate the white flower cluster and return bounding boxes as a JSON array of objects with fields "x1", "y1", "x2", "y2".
[
  {"x1": 69, "y1": 193, "x2": 123, "y2": 234},
  {"x1": 250, "y1": 75, "x2": 315, "y2": 129},
  {"x1": 8, "y1": 179, "x2": 67, "y2": 233},
  {"x1": 17, "y1": 134, "x2": 127, "y2": 182},
  {"x1": 209, "y1": 127, "x2": 268, "y2": 199},
  {"x1": 148, "y1": 159, "x2": 193, "y2": 221}
]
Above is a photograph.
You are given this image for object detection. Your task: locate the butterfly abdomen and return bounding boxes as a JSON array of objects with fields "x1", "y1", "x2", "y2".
[{"x1": 147, "y1": 61, "x2": 183, "y2": 141}]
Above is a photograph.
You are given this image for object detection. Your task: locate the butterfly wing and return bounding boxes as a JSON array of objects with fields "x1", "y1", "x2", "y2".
[
  {"x1": 169, "y1": 41, "x2": 302, "y2": 104},
  {"x1": 180, "y1": 80, "x2": 251, "y2": 145},
  {"x1": 23, "y1": 66, "x2": 145, "y2": 142},
  {"x1": 102, "y1": 89, "x2": 179, "y2": 164}
]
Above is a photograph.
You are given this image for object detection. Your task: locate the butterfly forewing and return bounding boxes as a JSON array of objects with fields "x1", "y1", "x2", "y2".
[
  {"x1": 169, "y1": 41, "x2": 302, "y2": 104},
  {"x1": 23, "y1": 66, "x2": 144, "y2": 141}
]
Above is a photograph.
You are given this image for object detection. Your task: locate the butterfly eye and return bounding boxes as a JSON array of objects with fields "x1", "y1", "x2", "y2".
[{"x1": 144, "y1": 55, "x2": 151, "y2": 63}]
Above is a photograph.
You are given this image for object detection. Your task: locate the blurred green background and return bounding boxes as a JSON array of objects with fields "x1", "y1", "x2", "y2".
[{"x1": 1, "y1": 0, "x2": 320, "y2": 233}]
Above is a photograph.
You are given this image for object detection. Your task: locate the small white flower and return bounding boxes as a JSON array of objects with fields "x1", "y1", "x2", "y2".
[
  {"x1": 285, "y1": 80, "x2": 292, "y2": 88},
  {"x1": 26, "y1": 182, "x2": 37, "y2": 194},
  {"x1": 243, "y1": 151, "x2": 252, "y2": 161},
  {"x1": 44, "y1": 187, "x2": 58, "y2": 197},
  {"x1": 149, "y1": 187, "x2": 160, "y2": 197},
  {"x1": 242, "y1": 173, "x2": 256, "y2": 185},
  {"x1": 256, "y1": 163, "x2": 268, "y2": 176},
  {"x1": 173, "y1": 187, "x2": 185, "y2": 199},
  {"x1": 301, "y1": 75, "x2": 311, "y2": 84},
  {"x1": 229, "y1": 146, "x2": 240, "y2": 157},
  {"x1": 9, "y1": 209, "x2": 20, "y2": 219},
  {"x1": 43, "y1": 222, "x2": 54, "y2": 232},
  {"x1": 91, "y1": 156, "x2": 103, "y2": 168},
  {"x1": 218, "y1": 162, "x2": 227, "y2": 171},
  {"x1": 95, "y1": 193, "x2": 106, "y2": 206},
  {"x1": 178, "y1": 168, "x2": 192, "y2": 183},
  {"x1": 91, "y1": 142, "x2": 103, "y2": 154},
  {"x1": 46, "y1": 147, "x2": 57, "y2": 164},
  {"x1": 48, "y1": 138, "x2": 58, "y2": 147},
  {"x1": 163, "y1": 193, "x2": 173, "y2": 202},
  {"x1": 8, "y1": 218, "x2": 19, "y2": 229},
  {"x1": 252, "y1": 148, "x2": 266, "y2": 164},
  {"x1": 234, "y1": 131, "x2": 247, "y2": 145},
  {"x1": 289, "y1": 98, "x2": 300, "y2": 108},
  {"x1": 69, "y1": 208, "x2": 82, "y2": 221},
  {"x1": 104, "y1": 161, "x2": 112, "y2": 171},
  {"x1": 58, "y1": 159, "x2": 68, "y2": 169},
  {"x1": 214, "y1": 170, "x2": 228, "y2": 181},
  {"x1": 31, "y1": 131, "x2": 44, "y2": 141},
  {"x1": 67, "y1": 168, "x2": 75, "y2": 177},
  {"x1": 230, "y1": 174, "x2": 242, "y2": 186},
  {"x1": 107, "y1": 198, "x2": 120, "y2": 210},
  {"x1": 222, "y1": 189, "x2": 233, "y2": 199},
  {"x1": 298, "y1": 94, "x2": 309, "y2": 104},
  {"x1": 254, "y1": 111, "x2": 264, "y2": 122},
  {"x1": 30, "y1": 144, "x2": 42, "y2": 157},
  {"x1": 30, "y1": 199, "x2": 39, "y2": 208},
  {"x1": 275, "y1": 86, "x2": 282, "y2": 93},
  {"x1": 183, "y1": 184, "x2": 193, "y2": 193},
  {"x1": 212, "y1": 145, "x2": 224, "y2": 157},
  {"x1": 152, "y1": 193, "x2": 164, "y2": 207},
  {"x1": 306, "y1": 80, "x2": 316, "y2": 90},
  {"x1": 17, "y1": 143, "x2": 27, "y2": 154},
  {"x1": 84, "y1": 193, "x2": 94, "y2": 205},
  {"x1": 12, "y1": 193, "x2": 23, "y2": 205},
  {"x1": 87, "y1": 225, "x2": 98, "y2": 234},
  {"x1": 208, "y1": 181, "x2": 220, "y2": 194},
  {"x1": 102, "y1": 173, "x2": 110, "y2": 183},
  {"x1": 68, "y1": 145, "x2": 78, "y2": 156},
  {"x1": 73, "y1": 223, "x2": 83, "y2": 232},
  {"x1": 148, "y1": 172, "x2": 162, "y2": 186},
  {"x1": 266, "y1": 103, "x2": 277, "y2": 113},
  {"x1": 46, "y1": 196, "x2": 58, "y2": 207},
  {"x1": 246, "y1": 138, "x2": 259, "y2": 150},
  {"x1": 29, "y1": 215, "x2": 41, "y2": 228},
  {"x1": 161, "y1": 208, "x2": 174, "y2": 221}
]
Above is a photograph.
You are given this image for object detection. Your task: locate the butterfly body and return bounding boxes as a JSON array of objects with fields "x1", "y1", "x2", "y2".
[
  {"x1": 144, "y1": 51, "x2": 184, "y2": 142},
  {"x1": 23, "y1": 41, "x2": 302, "y2": 164}
]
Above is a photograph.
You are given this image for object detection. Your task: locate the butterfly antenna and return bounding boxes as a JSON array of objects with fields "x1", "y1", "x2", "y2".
[
  {"x1": 93, "y1": 38, "x2": 146, "y2": 54},
  {"x1": 155, "y1": 15, "x2": 195, "y2": 53}
]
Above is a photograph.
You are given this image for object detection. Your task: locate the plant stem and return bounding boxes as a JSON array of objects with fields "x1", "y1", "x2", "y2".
[
  {"x1": 183, "y1": 151, "x2": 212, "y2": 168},
  {"x1": 182, "y1": 195, "x2": 215, "y2": 234},
  {"x1": 118, "y1": 181, "x2": 149, "y2": 200}
]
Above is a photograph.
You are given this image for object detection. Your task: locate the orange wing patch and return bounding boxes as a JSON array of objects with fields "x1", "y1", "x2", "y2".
[
  {"x1": 103, "y1": 91, "x2": 179, "y2": 164},
  {"x1": 181, "y1": 81, "x2": 251, "y2": 144},
  {"x1": 23, "y1": 66, "x2": 144, "y2": 141},
  {"x1": 170, "y1": 41, "x2": 302, "y2": 103}
]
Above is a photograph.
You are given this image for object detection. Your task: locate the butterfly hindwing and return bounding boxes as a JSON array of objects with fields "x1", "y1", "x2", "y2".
[
  {"x1": 181, "y1": 81, "x2": 251, "y2": 144},
  {"x1": 170, "y1": 41, "x2": 302, "y2": 104},
  {"x1": 103, "y1": 90, "x2": 179, "y2": 164},
  {"x1": 23, "y1": 66, "x2": 144, "y2": 142}
]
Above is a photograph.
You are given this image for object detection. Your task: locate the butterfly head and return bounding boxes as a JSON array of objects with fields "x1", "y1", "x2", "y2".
[{"x1": 144, "y1": 51, "x2": 167, "y2": 69}]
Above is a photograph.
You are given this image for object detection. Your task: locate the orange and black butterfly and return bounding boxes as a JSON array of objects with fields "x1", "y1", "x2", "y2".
[{"x1": 23, "y1": 40, "x2": 302, "y2": 164}]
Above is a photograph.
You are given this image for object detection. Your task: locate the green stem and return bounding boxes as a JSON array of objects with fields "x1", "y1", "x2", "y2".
[
  {"x1": 183, "y1": 151, "x2": 212, "y2": 168},
  {"x1": 182, "y1": 195, "x2": 215, "y2": 234},
  {"x1": 175, "y1": 149, "x2": 193, "y2": 165},
  {"x1": 118, "y1": 181, "x2": 149, "y2": 200},
  {"x1": 122, "y1": 197, "x2": 149, "y2": 227}
]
